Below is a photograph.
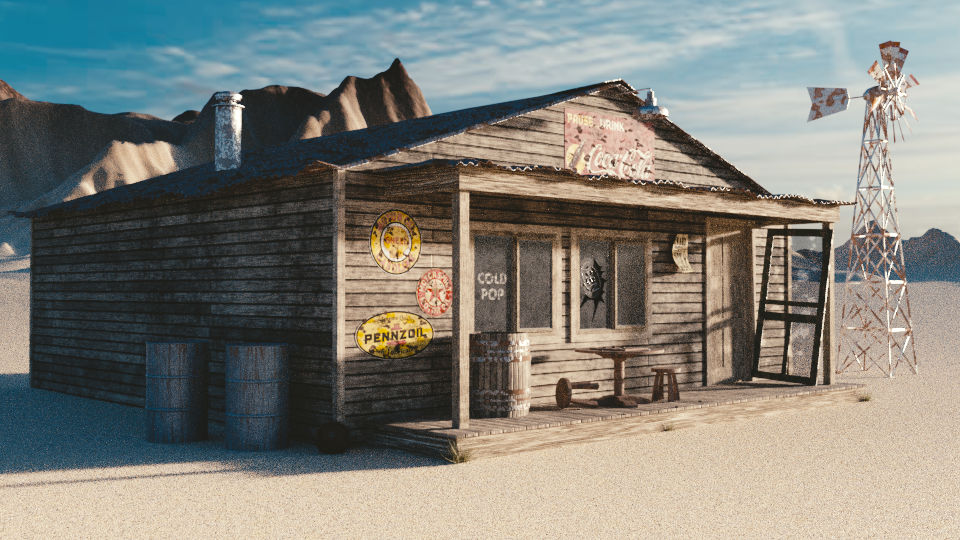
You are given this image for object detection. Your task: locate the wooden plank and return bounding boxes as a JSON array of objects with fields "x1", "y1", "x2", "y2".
[
  {"x1": 459, "y1": 168, "x2": 841, "y2": 223},
  {"x1": 452, "y1": 387, "x2": 863, "y2": 460},
  {"x1": 33, "y1": 239, "x2": 334, "y2": 269},
  {"x1": 33, "y1": 195, "x2": 334, "y2": 241},
  {"x1": 333, "y1": 170, "x2": 347, "y2": 423},
  {"x1": 823, "y1": 222, "x2": 834, "y2": 384},
  {"x1": 451, "y1": 190, "x2": 471, "y2": 429}
]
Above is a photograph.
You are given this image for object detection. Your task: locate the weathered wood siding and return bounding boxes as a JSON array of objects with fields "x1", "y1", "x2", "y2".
[
  {"x1": 341, "y1": 185, "x2": 456, "y2": 426},
  {"x1": 352, "y1": 89, "x2": 759, "y2": 192},
  {"x1": 472, "y1": 197, "x2": 706, "y2": 408},
  {"x1": 29, "y1": 172, "x2": 337, "y2": 441},
  {"x1": 341, "y1": 178, "x2": 706, "y2": 425}
]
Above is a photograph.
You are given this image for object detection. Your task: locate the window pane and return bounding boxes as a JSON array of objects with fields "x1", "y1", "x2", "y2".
[
  {"x1": 474, "y1": 235, "x2": 512, "y2": 332},
  {"x1": 519, "y1": 240, "x2": 552, "y2": 329},
  {"x1": 579, "y1": 240, "x2": 610, "y2": 329},
  {"x1": 617, "y1": 243, "x2": 646, "y2": 326}
]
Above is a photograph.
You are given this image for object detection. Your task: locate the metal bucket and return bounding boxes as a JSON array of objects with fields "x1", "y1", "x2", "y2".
[
  {"x1": 225, "y1": 343, "x2": 289, "y2": 451},
  {"x1": 145, "y1": 341, "x2": 209, "y2": 443},
  {"x1": 470, "y1": 332, "x2": 531, "y2": 418}
]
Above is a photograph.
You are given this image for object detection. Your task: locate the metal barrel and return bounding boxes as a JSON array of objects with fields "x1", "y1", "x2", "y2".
[
  {"x1": 225, "y1": 343, "x2": 289, "y2": 451},
  {"x1": 145, "y1": 341, "x2": 209, "y2": 444},
  {"x1": 469, "y1": 332, "x2": 531, "y2": 418}
]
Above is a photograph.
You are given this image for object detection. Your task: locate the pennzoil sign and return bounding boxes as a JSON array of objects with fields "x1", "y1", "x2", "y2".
[
  {"x1": 355, "y1": 312, "x2": 434, "y2": 359},
  {"x1": 564, "y1": 108, "x2": 655, "y2": 181}
]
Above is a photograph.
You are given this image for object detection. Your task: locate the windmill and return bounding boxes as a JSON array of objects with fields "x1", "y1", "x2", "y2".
[{"x1": 807, "y1": 40, "x2": 919, "y2": 377}]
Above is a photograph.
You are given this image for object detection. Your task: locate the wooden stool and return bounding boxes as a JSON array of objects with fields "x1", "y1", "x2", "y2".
[{"x1": 651, "y1": 368, "x2": 680, "y2": 402}]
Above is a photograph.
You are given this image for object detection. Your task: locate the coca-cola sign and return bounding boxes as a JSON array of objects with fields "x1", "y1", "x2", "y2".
[{"x1": 563, "y1": 108, "x2": 655, "y2": 181}]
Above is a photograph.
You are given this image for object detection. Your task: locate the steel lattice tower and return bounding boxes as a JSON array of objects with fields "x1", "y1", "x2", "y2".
[{"x1": 807, "y1": 41, "x2": 919, "y2": 377}]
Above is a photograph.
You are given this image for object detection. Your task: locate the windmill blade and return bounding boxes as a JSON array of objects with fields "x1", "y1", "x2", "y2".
[
  {"x1": 904, "y1": 74, "x2": 920, "y2": 88},
  {"x1": 807, "y1": 87, "x2": 849, "y2": 121},
  {"x1": 868, "y1": 60, "x2": 885, "y2": 83},
  {"x1": 904, "y1": 103, "x2": 918, "y2": 122},
  {"x1": 879, "y1": 41, "x2": 905, "y2": 78}
]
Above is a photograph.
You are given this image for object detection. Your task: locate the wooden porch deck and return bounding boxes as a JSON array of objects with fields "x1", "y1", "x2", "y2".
[{"x1": 365, "y1": 381, "x2": 866, "y2": 461}]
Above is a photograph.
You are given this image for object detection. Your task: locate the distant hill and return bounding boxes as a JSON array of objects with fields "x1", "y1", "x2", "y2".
[
  {"x1": 0, "y1": 58, "x2": 431, "y2": 259},
  {"x1": 793, "y1": 228, "x2": 960, "y2": 282}
]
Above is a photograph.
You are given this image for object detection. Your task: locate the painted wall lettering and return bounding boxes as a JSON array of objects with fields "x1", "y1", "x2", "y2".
[
  {"x1": 355, "y1": 312, "x2": 434, "y2": 359},
  {"x1": 564, "y1": 108, "x2": 655, "y2": 182}
]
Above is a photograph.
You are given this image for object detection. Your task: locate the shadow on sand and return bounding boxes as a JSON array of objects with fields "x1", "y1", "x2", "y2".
[{"x1": 0, "y1": 373, "x2": 447, "y2": 486}]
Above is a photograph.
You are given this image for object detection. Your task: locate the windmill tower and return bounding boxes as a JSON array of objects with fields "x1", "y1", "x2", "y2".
[{"x1": 807, "y1": 40, "x2": 919, "y2": 378}]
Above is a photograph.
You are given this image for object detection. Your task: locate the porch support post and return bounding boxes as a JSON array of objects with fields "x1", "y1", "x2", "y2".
[
  {"x1": 822, "y1": 221, "x2": 835, "y2": 385},
  {"x1": 332, "y1": 169, "x2": 347, "y2": 423},
  {"x1": 452, "y1": 190, "x2": 471, "y2": 428}
]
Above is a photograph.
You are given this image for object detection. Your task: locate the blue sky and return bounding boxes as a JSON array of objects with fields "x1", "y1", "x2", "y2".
[{"x1": 1, "y1": 0, "x2": 958, "y2": 238}]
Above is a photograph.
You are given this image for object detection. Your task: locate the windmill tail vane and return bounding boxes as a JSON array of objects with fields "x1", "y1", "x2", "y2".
[{"x1": 806, "y1": 40, "x2": 920, "y2": 378}]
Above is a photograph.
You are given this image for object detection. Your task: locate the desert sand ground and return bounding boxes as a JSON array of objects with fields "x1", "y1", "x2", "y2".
[{"x1": 1, "y1": 273, "x2": 958, "y2": 539}]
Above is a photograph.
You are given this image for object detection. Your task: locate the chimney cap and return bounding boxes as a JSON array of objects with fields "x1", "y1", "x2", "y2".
[{"x1": 214, "y1": 91, "x2": 243, "y2": 107}]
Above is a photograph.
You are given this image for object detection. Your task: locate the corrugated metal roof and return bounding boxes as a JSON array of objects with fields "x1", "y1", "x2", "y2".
[
  {"x1": 12, "y1": 78, "x2": 846, "y2": 219},
  {"x1": 15, "y1": 80, "x2": 638, "y2": 218},
  {"x1": 374, "y1": 159, "x2": 853, "y2": 206}
]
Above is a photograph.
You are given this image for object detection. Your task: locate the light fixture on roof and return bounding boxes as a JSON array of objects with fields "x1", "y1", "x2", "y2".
[{"x1": 635, "y1": 89, "x2": 669, "y2": 120}]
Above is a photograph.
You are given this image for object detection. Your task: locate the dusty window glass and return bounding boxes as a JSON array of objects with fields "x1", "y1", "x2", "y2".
[
  {"x1": 617, "y1": 243, "x2": 646, "y2": 326},
  {"x1": 518, "y1": 240, "x2": 552, "y2": 329},
  {"x1": 579, "y1": 240, "x2": 610, "y2": 329},
  {"x1": 474, "y1": 236, "x2": 512, "y2": 332}
]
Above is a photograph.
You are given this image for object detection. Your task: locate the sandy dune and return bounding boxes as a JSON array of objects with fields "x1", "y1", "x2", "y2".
[{"x1": 1, "y1": 274, "x2": 957, "y2": 539}]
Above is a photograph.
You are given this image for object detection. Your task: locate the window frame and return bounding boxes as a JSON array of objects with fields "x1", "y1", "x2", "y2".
[
  {"x1": 569, "y1": 228, "x2": 653, "y2": 343},
  {"x1": 470, "y1": 222, "x2": 562, "y2": 338}
]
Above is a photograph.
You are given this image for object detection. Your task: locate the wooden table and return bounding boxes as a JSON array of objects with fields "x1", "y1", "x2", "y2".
[{"x1": 575, "y1": 346, "x2": 666, "y2": 404}]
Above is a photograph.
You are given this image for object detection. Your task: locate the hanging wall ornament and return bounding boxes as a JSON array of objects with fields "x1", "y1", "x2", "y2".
[
  {"x1": 370, "y1": 210, "x2": 421, "y2": 274},
  {"x1": 416, "y1": 268, "x2": 452, "y2": 317},
  {"x1": 580, "y1": 258, "x2": 606, "y2": 320},
  {"x1": 672, "y1": 234, "x2": 693, "y2": 273}
]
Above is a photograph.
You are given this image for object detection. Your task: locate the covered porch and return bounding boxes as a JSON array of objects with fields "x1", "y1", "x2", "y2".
[{"x1": 357, "y1": 162, "x2": 845, "y2": 436}]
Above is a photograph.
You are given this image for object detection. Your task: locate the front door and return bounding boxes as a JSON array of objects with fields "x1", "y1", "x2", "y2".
[{"x1": 704, "y1": 219, "x2": 755, "y2": 384}]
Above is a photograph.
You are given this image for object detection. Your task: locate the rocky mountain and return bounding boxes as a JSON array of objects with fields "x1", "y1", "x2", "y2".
[
  {"x1": 793, "y1": 228, "x2": 960, "y2": 283},
  {"x1": 0, "y1": 59, "x2": 431, "y2": 261}
]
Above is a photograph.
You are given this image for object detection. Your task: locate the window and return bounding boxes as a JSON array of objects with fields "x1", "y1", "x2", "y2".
[
  {"x1": 471, "y1": 225, "x2": 561, "y2": 335},
  {"x1": 571, "y1": 230, "x2": 652, "y2": 342}
]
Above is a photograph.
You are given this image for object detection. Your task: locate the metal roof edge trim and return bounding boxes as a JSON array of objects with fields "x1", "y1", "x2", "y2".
[{"x1": 368, "y1": 159, "x2": 853, "y2": 206}]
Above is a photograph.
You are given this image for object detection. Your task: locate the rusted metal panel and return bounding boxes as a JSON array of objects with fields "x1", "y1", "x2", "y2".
[
  {"x1": 806, "y1": 87, "x2": 849, "y2": 121},
  {"x1": 563, "y1": 108, "x2": 655, "y2": 181}
]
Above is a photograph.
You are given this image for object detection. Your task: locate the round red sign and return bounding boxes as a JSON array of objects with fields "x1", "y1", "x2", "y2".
[{"x1": 416, "y1": 268, "x2": 453, "y2": 317}]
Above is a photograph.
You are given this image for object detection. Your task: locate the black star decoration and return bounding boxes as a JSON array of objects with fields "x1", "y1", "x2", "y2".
[{"x1": 580, "y1": 258, "x2": 606, "y2": 320}]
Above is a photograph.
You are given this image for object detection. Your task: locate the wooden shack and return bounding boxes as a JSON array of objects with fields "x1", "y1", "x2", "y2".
[{"x1": 16, "y1": 79, "x2": 846, "y2": 443}]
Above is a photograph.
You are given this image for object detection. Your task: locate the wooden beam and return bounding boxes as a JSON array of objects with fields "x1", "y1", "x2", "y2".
[
  {"x1": 460, "y1": 168, "x2": 842, "y2": 223},
  {"x1": 332, "y1": 170, "x2": 347, "y2": 423},
  {"x1": 822, "y1": 222, "x2": 834, "y2": 385},
  {"x1": 451, "y1": 190, "x2": 471, "y2": 429}
]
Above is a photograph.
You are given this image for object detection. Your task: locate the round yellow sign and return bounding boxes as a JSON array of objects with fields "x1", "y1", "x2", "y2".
[
  {"x1": 370, "y1": 210, "x2": 421, "y2": 274},
  {"x1": 355, "y1": 312, "x2": 434, "y2": 359}
]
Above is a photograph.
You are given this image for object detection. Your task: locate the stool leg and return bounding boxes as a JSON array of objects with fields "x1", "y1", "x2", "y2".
[
  {"x1": 668, "y1": 372, "x2": 680, "y2": 402},
  {"x1": 652, "y1": 372, "x2": 663, "y2": 402}
]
